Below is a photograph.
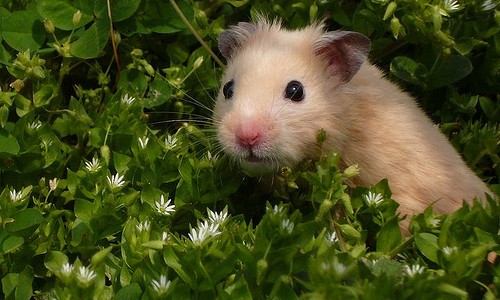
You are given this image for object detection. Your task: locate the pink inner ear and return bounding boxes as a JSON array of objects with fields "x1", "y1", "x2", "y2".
[
  {"x1": 317, "y1": 44, "x2": 351, "y2": 82},
  {"x1": 315, "y1": 32, "x2": 371, "y2": 83}
]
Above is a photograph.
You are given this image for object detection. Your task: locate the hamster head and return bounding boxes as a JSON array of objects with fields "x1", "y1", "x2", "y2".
[{"x1": 213, "y1": 19, "x2": 370, "y2": 176}]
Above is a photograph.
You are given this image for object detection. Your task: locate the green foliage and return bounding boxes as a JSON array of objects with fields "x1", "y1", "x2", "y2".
[{"x1": 0, "y1": 0, "x2": 498, "y2": 298}]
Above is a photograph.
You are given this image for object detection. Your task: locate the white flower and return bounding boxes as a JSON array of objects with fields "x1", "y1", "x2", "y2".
[
  {"x1": 40, "y1": 139, "x2": 53, "y2": 148},
  {"x1": 403, "y1": 264, "x2": 425, "y2": 277},
  {"x1": 121, "y1": 93, "x2": 135, "y2": 105},
  {"x1": 138, "y1": 136, "x2": 149, "y2": 149},
  {"x1": 60, "y1": 262, "x2": 74, "y2": 278},
  {"x1": 364, "y1": 191, "x2": 384, "y2": 207},
  {"x1": 280, "y1": 219, "x2": 294, "y2": 234},
  {"x1": 151, "y1": 275, "x2": 172, "y2": 295},
  {"x1": 107, "y1": 172, "x2": 125, "y2": 189},
  {"x1": 164, "y1": 135, "x2": 178, "y2": 150},
  {"x1": 199, "y1": 220, "x2": 221, "y2": 237},
  {"x1": 207, "y1": 208, "x2": 228, "y2": 225},
  {"x1": 9, "y1": 189, "x2": 23, "y2": 202},
  {"x1": 136, "y1": 220, "x2": 151, "y2": 232},
  {"x1": 440, "y1": 0, "x2": 460, "y2": 16},
  {"x1": 49, "y1": 178, "x2": 59, "y2": 192},
  {"x1": 85, "y1": 157, "x2": 101, "y2": 172},
  {"x1": 150, "y1": 89, "x2": 161, "y2": 99},
  {"x1": 161, "y1": 231, "x2": 169, "y2": 241},
  {"x1": 206, "y1": 151, "x2": 219, "y2": 163},
  {"x1": 426, "y1": 216, "x2": 441, "y2": 228},
  {"x1": 334, "y1": 263, "x2": 347, "y2": 275},
  {"x1": 27, "y1": 121, "x2": 42, "y2": 130},
  {"x1": 325, "y1": 231, "x2": 338, "y2": 245},
  {"x1": 188, "y1": 220, "x2": 220, "y2": 245},
  {"x1": 442, "y1": 246, "x2": 457, "y2": 256},
  {"x1": 76, "y1": 266, "x2": 96, "y2": 285},
  {"x1": 321, "y1": 261, "x2": 347, "y2": 276},
  {"x1": 268, "y1": 204, "x2": 284, "y2": 215},
  {"x1": 155, "y1": 195, "x2": 175, "y2": 216},
  {"x1": 481, "y1": 0, "x2": 497, "y2": 11},
  {"x1": 188, "y1": 225, "x2": 209, "y2": 245}
]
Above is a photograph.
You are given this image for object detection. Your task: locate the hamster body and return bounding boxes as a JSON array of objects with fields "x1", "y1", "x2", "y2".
[{"x1": 213, "y1": 19, "x2": 492, "y2": 229}]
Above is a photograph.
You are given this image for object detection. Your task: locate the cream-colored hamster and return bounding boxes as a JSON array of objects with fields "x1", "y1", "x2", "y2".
[{"x1": 212, "y1": 18, "x2": 492, "y2": 230}]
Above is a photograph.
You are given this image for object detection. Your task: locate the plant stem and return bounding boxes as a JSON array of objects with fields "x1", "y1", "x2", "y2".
[{"x1": 169, "y1": 0, "x2": 225, "y2": 68}]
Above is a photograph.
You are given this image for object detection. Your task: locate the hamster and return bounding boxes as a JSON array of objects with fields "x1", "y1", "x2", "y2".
[{"x1": 212, "y1": 18, "x2": 492, "y2": 230}]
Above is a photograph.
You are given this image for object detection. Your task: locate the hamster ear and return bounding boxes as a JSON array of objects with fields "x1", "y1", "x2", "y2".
[
  {"x1": 314, "y1": 31, "x2": 371, "y2": 82},
  {"x1": 218, "y1": 22, "x2": 259, "y2": 60}
]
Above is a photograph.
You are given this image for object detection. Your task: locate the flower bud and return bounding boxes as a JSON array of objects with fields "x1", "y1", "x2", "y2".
[
  {"x1": 144, "y1": 63, "x2": 155, "y2": 77},
  {"x1": 391, "y1": 17, "x2": 402, "y2": 39},
  {"x1": 113, "y1": 31, "x2": 121, "y2": 46},
  {"x1": 9, "y1": 79, "x2": 24, "y2": 92},
  {"x1": 192, "y1": 56, "x2": 204, "y2": 69},
  {"x1": 434, "y1": 31, "x2": 454, "y2": 47},
  {"x1": 44, "y1": 19, "x2": 55, "y2": 34},
  {"x1": 72, "y1": 10, "x2": 82, "y2": 27},
  {"x1": 31, "y1": 66, "x2": 46, "y2": 80},
  {"x1": 256, "y1": 259, "x2": 268, "y2": 285},
  {"x1": 100, "y1": 145, "x2": 111, "y2": 165},
  {"x1": 383, "y1": 2, "x2": 397, "y2": 21},
  {"x1": 343, "y1": 164, "x2": 360, "y2": 178},
  {"x1": 131, "y1": 49, "x2": 143, "y2": 57}
]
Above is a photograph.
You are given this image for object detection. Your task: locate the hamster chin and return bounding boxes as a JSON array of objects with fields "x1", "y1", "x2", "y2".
[{"x1": 239, "y1": 157, "x2": 280, "y2": 177}]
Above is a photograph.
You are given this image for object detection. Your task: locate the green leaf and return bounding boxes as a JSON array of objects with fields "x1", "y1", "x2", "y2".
[
  {"x1": 117, "y1": 69, "x2": 150, "y2": 96},
  {"x1": 1, "y1": 10, "x2": 45, "y2": 51},
  {"x1": 140, "y1": 0, "x2": 194, "y2": 34},
  {"x1": 339, "y1": 224, "x2": 361, "y2": 239},
  {"x1": 390, "y1": 56, "x2": 428, "y2": 88},
  {"x1": 115, "y1": 283, "x2": 142, "y2": 300},
  {"x1": 1, "y1": 267, "x2": 33, "y2": 300},
  {"x1": 44, "y1": 251, "x2": 69, "y2": 274},
  {"x1": 427, "y1": 55, "x2": 472, "y2": 89},
  {"x1": 74, "y1": 199, "x2": 94, "y2": 225},
  {"x1": 415, "y1": 233, "x2": 439, "y2": 263},
  {"x1": 108, "y1": 0, "x2": 142, "y2": 22},
  {"x1": 33, "y1": 85, "x2": 56, "y2": 107},
  {"x1": 113, "y1": 152, "x2": 132, "y2": 174},
  {"x1": 1, "y1": 235, "x2": 24, "y2": 253},
  {"x1": 36, "y1": 0, "x2": 93, "y2": 30},
  {"x1": 163, "y1": 247, "x2": 195, "y2": 287},
  {"x1": 376, "y1": 217, "x2": 402, "y2": 254},
  {"x1": 4, "y1": 209, "x2": 43, "y2": 232},
  {"x1": 15, "y1": 266, "x2": 33, "y2": 300},
  {"x1": 1, "y1": 272, "x2": 18, "y2": 298},
  {"x1": 70, "y1": 17, "x2": 110, "y2": 59},
  {"x1": 0, "y1": 129, "x2": 20, "y2": 155},
  {"x1": 142, "y1": 77, "x2": 172, "y2": 108},
  {"x1": 221, "y1": 276, "x2": 253, "y2": 300},
  {"x1": 91, "y1": 246, "x2": 113, "y2": 265}
]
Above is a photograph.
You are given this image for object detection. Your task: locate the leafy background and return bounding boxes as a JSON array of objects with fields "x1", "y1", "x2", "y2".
[{"x1": 0, "y1": 0, "x2": 499, "y2": 299}]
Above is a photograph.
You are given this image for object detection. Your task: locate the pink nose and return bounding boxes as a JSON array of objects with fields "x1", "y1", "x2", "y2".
[{"x1": 236, "y1": 123, "x2": 262, "y2": 148}]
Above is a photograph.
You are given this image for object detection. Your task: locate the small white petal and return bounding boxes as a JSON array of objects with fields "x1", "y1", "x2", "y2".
[
  {"x1": 76, "y1": 266, "x2": 96, "y2": 285},
  {"x1": 364, "y1": 191, "x2": 384, "y2": 207},
  {"x1": 121, "y1": 93, "x2": 136, "y2": 105},
  {"x1": 155, "y1": 195, "x2": 176, "y2": 216},
  {"x1": 151, "y1": 274, "x2": 172, "y2": 294},
  {"x1": 403, "y1": 264, "x2": 425, "y2": 277},
  {"x1": 85, "y1": 157, "x2": 101, "y2": 172},
  {"x1": 138, "y1": 136, "x2": 149, "y2": 149}
]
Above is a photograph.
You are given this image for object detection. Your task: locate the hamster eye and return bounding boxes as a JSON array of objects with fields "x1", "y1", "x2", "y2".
[
  {"x1": 284, "y1": 80, "x2": 304, "y2": 102},
  {"x1": 223, "y1": 79, "x2": 234, "y2": 99}
]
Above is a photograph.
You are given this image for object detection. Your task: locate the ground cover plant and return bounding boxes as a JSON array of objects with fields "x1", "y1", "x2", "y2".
[{"x1": 0, "y1": 0, "x2": 499, "y2": 299}]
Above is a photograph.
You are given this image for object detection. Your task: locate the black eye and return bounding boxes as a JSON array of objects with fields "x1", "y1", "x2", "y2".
[
  {"x1": 223, "y1": 79, "x2": 234, "y2": 99},
  {"x1": 284, "y1": 80, "x2": 304, "y2": 102}
]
